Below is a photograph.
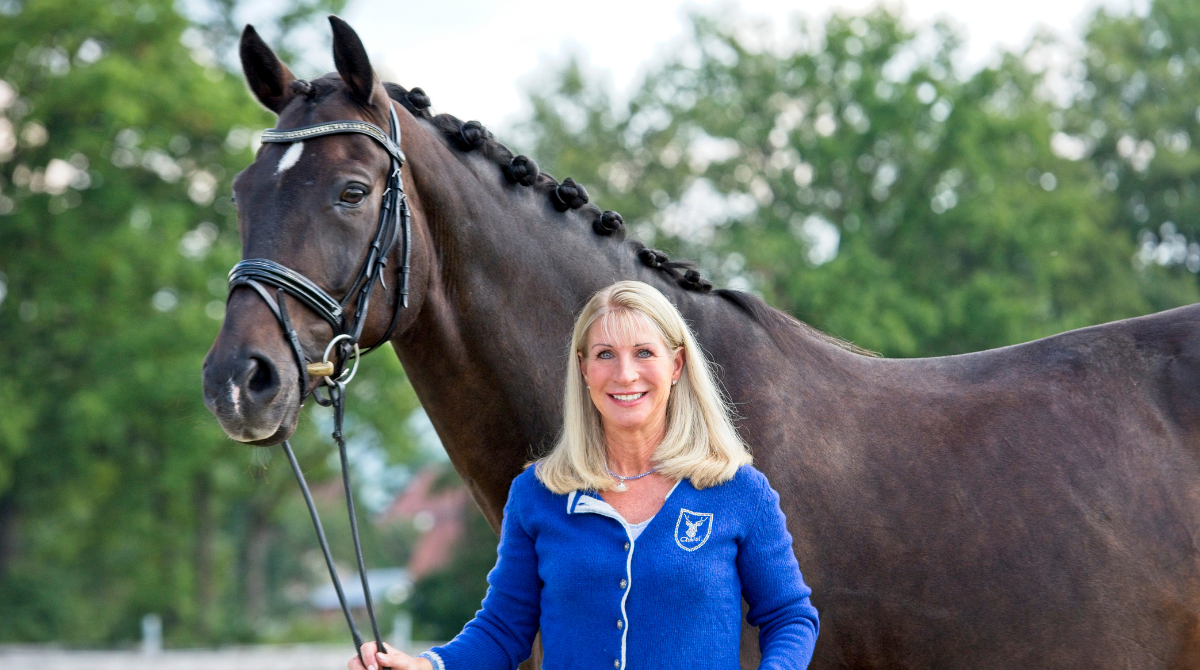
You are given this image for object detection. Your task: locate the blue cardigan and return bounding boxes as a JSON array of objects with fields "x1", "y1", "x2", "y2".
[{"x1": 420, "y1": 464, "x2": 818, "y2": 670}]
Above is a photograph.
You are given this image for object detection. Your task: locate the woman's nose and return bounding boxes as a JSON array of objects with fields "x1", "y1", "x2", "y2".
[{"x1": 614, "y1": 355, "x2": 639, "y2": 384}]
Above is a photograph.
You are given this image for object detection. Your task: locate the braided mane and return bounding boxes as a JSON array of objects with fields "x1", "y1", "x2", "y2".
[{"x1": 381, "y1": 82, "x2": 871, "y2": 356}]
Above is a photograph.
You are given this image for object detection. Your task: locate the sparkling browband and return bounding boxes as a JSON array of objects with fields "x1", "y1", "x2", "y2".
[{"x1": 260, "y1": 121, "x2": 405, "y2": 165}]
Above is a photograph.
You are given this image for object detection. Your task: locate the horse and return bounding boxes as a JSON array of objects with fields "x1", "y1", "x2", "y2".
[{"x1": 202, "y1": 17, "x2": 1200, "y2": 669}]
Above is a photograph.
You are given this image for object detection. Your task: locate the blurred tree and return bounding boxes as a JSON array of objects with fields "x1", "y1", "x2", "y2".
[
  {"x1": 0, "y1": 0, "x2": 425, "y2": 646},
  {"x1": 1072, "y1": 0, "x2": 1200, "y2": 310},
  {"x1": 517, "y1": 6, "x2": 1199, "y2": 358}
]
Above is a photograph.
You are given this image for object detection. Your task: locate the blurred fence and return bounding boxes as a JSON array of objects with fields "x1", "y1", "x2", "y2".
[{"x1": 0, "y1": 643, "x2": 443, "y2": 670}]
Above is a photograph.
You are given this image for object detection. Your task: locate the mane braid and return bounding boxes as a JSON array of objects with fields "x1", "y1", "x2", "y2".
[
  {"x1": 381, "y1": 82, "x2": 869, "y2": 357},
  {"x1": 295, "y1": 76, "x2": 342, "y2": 105}
]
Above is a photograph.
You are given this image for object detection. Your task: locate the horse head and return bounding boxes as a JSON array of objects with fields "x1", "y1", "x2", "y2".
[{"x1": 202, "y1": 17, "x2": 429, "y2": 445}]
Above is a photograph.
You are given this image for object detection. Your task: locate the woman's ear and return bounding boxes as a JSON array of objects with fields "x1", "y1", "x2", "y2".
[
  {"x1": 577, "y1": 351, "x2": 588, "y2": 386},
  {"x1": 673, "y1": 346, "x2": 686, "y2": 383}
]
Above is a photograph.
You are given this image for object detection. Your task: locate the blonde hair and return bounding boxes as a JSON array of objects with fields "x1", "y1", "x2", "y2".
[{"x1": 536, "y1": 280, "x2": 751, "y2": 493}]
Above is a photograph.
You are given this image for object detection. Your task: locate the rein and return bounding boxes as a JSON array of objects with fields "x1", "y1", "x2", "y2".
[{"x1": 226, "y1": 103, "x2": 410, "y2": 665}]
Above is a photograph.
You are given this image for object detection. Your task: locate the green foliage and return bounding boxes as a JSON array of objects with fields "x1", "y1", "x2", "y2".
[
  {"x1": 518, "y1": 3, "x2": 1200, "y2": 358},
  {"x1": 1071, "y1": 1, "x2": 1200, "y2": 310},
  {"x1": 0, "y1": 0, "x2": 426, "y2": 646}
]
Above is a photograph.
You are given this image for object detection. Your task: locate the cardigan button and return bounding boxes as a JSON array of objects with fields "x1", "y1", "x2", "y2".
[
  {"x1": 617, "y1": 619, "x2": 624, "y2": 629},
  {"x1": 620, "y1": 578, "x2": 627, "y2": 589},
  {"x1": 614, "y1": 660, "x2": 620, "y2": 668},
  {"x1": 623, "y1": 541, "x2": 630, "y2": 551}
]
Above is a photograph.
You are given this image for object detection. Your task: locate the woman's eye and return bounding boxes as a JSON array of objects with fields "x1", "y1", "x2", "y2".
[
  {"x1": 597, "y1": 351, "x2": 613, "y2": 359},
  {"x1": 340, "y1": 186, "x2": 367, "y2": 204},
  {"x1": 636, "y1": 349, "x2": 653, "y2": 358}
]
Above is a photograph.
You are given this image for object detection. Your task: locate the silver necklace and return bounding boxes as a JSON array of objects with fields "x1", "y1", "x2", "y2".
[{"x1": 606, "y1": 465, "x2": 656, "y2": 492}]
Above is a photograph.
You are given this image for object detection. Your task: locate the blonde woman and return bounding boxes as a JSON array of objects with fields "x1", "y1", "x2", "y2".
[{"x1": 352, "y1": 280, "x2": 819, "y2": 670}]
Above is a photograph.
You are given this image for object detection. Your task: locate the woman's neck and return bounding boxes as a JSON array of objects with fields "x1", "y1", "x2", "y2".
[{"x1": 604, "y1": 415, "x2": 667, "y2": 475}]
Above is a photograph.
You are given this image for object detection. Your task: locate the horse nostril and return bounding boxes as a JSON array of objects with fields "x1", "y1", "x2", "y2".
[{"x1": 246, "y1": 355, "x2": 280, "y2": 400}]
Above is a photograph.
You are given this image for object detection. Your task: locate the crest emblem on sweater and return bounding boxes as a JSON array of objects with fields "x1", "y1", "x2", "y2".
[{"x1": 674, "y1": 509, "x2": 713, "y2": 551}]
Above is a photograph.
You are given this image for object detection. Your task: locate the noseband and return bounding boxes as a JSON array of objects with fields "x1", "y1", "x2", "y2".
[{"x1": 226, "y1": 103, "x2": 410, "y2": 665}]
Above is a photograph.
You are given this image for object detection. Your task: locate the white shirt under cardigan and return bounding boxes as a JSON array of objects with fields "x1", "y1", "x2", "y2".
[
  {"x1": 626, "y1": 514, "x2": 652, "y2": 540},
  {"x1": 420, "y1": 464, "x2": 819, "y2": 670}
]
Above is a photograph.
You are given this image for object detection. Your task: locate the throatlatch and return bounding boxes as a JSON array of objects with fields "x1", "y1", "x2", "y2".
[{"x1": 226, "y1": 103, "x2": 410, "y2": 666}]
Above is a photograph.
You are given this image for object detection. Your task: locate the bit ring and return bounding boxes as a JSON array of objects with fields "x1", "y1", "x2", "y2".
[{"x1": 319, "y1": 334, "x2": 361, "y2": 386}]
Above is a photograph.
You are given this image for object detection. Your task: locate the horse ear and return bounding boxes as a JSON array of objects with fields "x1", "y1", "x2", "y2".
[
  {"x1": 239, "y1": 25, "x2": 296, "y2": 114},
  {"x1": 329, "y1": 15, "x2": 377, "y2": 105}
]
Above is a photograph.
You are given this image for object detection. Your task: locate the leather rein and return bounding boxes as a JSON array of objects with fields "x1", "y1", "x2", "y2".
[{"x1": 226, "y1": 103, "x2": 410, "y2": 665}]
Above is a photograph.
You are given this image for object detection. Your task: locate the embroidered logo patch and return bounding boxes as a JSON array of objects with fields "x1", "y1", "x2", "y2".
[{"x1": 674, "y1": 508, "x2": 713, "y2": 551}]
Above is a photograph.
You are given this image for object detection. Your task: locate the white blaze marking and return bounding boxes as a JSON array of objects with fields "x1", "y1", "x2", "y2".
[
  {"x1": 275, "y1": 142, "x2": 304, "y2": 173},
  {"x1": 229, "y1": 380, "x2": 242, "y2": 417}
]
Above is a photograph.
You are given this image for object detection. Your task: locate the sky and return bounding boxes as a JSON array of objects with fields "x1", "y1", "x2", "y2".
[{"x1": 341, "y1": 0, "x2": 1148, "y2": 132}]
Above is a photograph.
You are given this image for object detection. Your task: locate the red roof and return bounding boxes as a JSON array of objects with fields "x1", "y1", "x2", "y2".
[{"x1": 378, "y1": 467, "x2": 470, "y2": 580}]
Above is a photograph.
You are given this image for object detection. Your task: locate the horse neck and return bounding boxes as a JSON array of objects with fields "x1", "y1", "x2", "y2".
[
  {"x1": 388, "y1": 125, "x2": 606, "y2": 523},
  {"x1": 389, "y1": 116, "x2": 854, "y2": 525}
]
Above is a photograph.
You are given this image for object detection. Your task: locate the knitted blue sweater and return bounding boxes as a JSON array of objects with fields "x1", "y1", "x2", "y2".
[{"x1": 420, "y1": 464, "x2": 818, "y2": 670}]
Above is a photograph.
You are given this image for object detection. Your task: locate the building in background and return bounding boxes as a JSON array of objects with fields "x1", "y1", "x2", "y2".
[
  {"x1": 377, "y1": 466, "x2": 471, "y2": 580},
  {"x1": 377, "y1": 466, "x2": 497, "y2": 640}
]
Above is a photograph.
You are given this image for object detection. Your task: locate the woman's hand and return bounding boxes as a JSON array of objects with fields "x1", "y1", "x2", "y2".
[{"x1": 346, "y1": 641, "x2": 432, "y2": 670}]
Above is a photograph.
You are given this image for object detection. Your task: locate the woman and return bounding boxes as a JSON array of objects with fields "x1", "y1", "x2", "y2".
[{"x1": 352, "y1": 280, "x2": 819, "y2": 670}]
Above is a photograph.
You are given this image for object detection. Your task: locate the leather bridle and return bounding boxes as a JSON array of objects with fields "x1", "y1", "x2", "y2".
[
  {"x1": 226, "y1": 102, "x2": 410, "y2": 665},
  {"x1": 230, "y1": 103, "x2": 411, "y2": 397}
]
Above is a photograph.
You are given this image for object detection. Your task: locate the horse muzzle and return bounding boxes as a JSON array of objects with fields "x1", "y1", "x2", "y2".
[{"x1": 202, "y1": 343, "x2": 302, "y2": 445}]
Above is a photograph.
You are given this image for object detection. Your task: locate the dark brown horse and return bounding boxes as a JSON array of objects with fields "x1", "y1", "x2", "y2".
[{"x1": 202, "y1": 17, "x2": 1200, "y2": 669}]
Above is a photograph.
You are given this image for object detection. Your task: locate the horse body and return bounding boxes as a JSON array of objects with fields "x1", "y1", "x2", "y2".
[
  {"x1": 202, "y1": 18, "x2": 1200, "y2": 668},
  {"x1": 748, "y1": 308, "x2": 1200, "y2": 668}
]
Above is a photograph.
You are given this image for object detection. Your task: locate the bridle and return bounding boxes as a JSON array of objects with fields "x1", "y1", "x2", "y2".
[
  {"x1": 230, "y1": 104, "x2": 411, "y2": 393},
  {"x1": 226, "y1": 102, "x2": 410, "y2": 665}
]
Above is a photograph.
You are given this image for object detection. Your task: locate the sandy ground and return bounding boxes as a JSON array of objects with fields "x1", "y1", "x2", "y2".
[{"x1": 0, "y1": 643, "x2": 442, "y2": 670}]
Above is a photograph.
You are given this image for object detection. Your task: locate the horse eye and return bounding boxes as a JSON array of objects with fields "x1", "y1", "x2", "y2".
[{"x1": 340, "y1": 186, "x2": 367, "y2": 204}]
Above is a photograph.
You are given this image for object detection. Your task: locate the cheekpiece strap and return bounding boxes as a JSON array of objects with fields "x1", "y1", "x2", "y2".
[{"x1": 261, "y1": 120, "x2": 405, "y2": 165}]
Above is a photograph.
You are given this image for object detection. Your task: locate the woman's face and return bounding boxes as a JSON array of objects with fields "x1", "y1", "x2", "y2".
[{"x1": 579, "y1": 311, "x2": 685, "y2": 438}]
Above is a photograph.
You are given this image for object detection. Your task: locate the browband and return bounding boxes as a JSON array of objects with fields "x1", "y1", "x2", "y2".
[{"x1": 260, "y1": 120, "x2": 405, "y2": 165}]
